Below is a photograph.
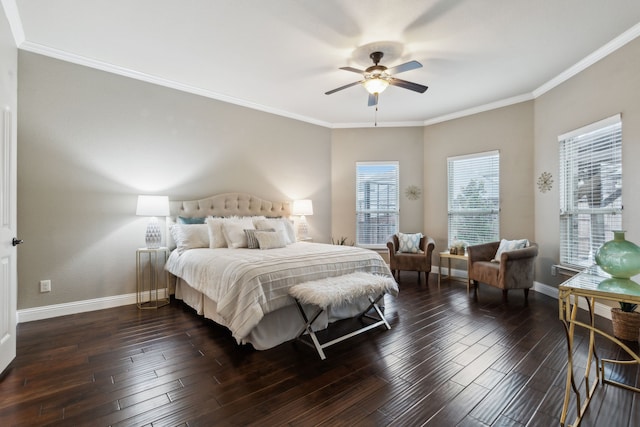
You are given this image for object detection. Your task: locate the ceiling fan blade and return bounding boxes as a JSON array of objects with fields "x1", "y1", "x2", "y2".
[
  {"x1": 339, "y1": 66, "x2": 366, "y2": 75},
  {"x1": 368, "y1": 93, "x2": 378, "y2": 107},
  {"x1": 386, "y1": 60, "x2": 422, "y2": 75},
  {"x1": 389, "y1": 77, "x2": 428, "y2": 93},
  {"x1": 325, "y1": 80, "x2": 363, "y2": 95}
]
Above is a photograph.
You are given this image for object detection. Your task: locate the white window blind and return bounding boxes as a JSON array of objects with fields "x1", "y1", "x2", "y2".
[
  {"x1": 559, "y1": 114, "x2": 622, "y2": 268},
  {"x1": 356, "y1": 161, "x2": 399, "y2": 248},
  {"x1": 447, "y1": 151, "x2": 500, "y2": 247}
]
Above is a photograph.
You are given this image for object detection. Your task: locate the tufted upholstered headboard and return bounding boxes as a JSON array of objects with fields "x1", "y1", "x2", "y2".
[
  {"x1": 169, "y1": 192, "x2": 291, "y2": 220},
  {"x1": 166, "y1": 193, "x2": 291, "y2": 251}
]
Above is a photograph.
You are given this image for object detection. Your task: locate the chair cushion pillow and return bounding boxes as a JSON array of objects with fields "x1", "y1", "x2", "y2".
[
  {"x1": 493, "y1": 238, "x2": 529, "y2": 262},
  {"x1": 397, "y1": 232, "x2": 422, "y2": 253}
]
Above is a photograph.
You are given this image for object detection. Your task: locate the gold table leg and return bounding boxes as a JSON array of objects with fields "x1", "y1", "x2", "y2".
[{"x1": 560, "y1": 293, "x2": 598, "y2": 427}]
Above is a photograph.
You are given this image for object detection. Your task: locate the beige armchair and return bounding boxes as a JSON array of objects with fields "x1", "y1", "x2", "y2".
[
  {"x1": 386, "y1": 234, "x2": 435, "y2": 283},
  {"x1": 467, "y1": 241, "x2": 538, "y2": 301}
]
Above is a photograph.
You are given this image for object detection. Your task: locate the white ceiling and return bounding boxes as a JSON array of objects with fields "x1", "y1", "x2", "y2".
[{"x1": 5, "y1": 0, "x2": 640, "y2": 127}]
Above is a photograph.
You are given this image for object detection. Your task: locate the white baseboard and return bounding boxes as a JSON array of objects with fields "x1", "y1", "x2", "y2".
[
  {"x1": 17, "y1": 290, "x2": 169, "y2": 323},
  {"x1": 534, "y1": 281, "x2": 613, "y2": 320},
  {"x1": 447, "y1": 271, "x2": 614, "y2": 321},
  {"x1": 18, "y1": 277, "x2": 612, "y2": 323},
  {"x1": 533, "y1": 281, "x2": 558, "y2": 299}
]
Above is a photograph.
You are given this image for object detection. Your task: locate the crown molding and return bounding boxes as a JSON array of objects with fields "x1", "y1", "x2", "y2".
[
  {"x1": 533, "y1": 22, "x2": 640, "y2": 98},
  {"x1": 11, "y1": 20, "x2": 640, "y2": 129},
  {"x1": 1, "y1": 0, "x2": 25, "y2": 45},
  {"x1": 19, "y1": 41, "x2": 426, "y2": 129},
  {"x1": 422, "y1": 93, "x2": 534, "y2": 126},
  {"x1": 331, "y1": 120, "x2": 426, "y2": 129},
  {"x1": 19, "y1": 41, "x2": 333, "y2": 128}
]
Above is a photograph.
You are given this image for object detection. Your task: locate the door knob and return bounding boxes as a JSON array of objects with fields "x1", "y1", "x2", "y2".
[{"x1": 12, "y1": 238, "x2": 23, "y2": 246}]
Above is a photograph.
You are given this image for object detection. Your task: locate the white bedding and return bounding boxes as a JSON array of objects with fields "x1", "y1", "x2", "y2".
[{"x1": 165, "y1": 242, "x2": 393, "y2": 343}]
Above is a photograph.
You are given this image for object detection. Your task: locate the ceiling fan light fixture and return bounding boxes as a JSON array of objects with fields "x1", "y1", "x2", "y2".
[
  {"x1": 363, "y1": 77, "x2": 389, "y2": 94},
  {"x1": 326, "y1": 48, "x2": 426, "y2": 103}
]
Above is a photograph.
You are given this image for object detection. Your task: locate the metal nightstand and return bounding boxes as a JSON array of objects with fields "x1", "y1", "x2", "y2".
[{"x1": 136, "y1": 247, "x2": 170, "y2": 309}]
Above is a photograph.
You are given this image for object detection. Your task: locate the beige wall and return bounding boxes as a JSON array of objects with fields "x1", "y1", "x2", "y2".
[
  {"x1": 17, "y1": 52, "x2": 331, "y2": 309},
  {"x1": 331, "y1": 127, "x2": 424, "y2": 247},
  {"x1": 15, "y1": 34, "x2": 640, "y2": 311},
  {"x1": 423, "y1": 101, "x2": 535, "y2": 268},
  {"x1": 534, "y1": 36, "x2": 640, "y2": 286}
]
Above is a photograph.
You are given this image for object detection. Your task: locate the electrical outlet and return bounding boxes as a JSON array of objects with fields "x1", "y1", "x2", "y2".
[
  {"x1": 551, "y1": 265, "x2": 558, "y2": 277},
  {"x1": 40, "y1": 280, "x2": 51, "y2": 293}
]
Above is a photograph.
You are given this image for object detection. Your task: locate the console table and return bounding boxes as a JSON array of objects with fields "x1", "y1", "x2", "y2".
[{"x1": 558, "y1": 265, "x2": 640, "y2": 426}]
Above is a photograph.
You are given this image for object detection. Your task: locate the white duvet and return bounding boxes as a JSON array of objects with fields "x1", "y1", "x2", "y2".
[{"x1": 165, "y1": 242, "x2": 393, "y2": 342}]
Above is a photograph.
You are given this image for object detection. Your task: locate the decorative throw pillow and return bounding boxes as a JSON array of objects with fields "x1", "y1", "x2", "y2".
[
  {"x1": 493, "y1": 238, "x2": 530, "y2": 262},
  {"x1": 244, "y1": 228, "x2": 274, "y2": 249},
  {"x1": 281, "y1": 219, "x2": 296, "y2": 244},
  {"x1": 169, "y1": 224, "x2": 209, "y2": 254},
  {"x1": 206, "y1": 217, "x2": 227, "y2": 248},
  {"x1": 255, "y1": 230, "x2": 287, "y2": 249},
  {"x1": 397, "y1": 232, "x2": 422, "y2": 253},
  {"x1": 254, "y1": 218, "x2": 296, "y2": 245},
  {"x1": 222, "y1": 220, "x2": 255, "y2": 248},
  {"x1": 177, "y1": 216, "x2": 206, "y2": 224}
]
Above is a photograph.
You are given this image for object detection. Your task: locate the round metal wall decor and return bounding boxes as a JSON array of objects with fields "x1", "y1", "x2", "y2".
[
  {"x1": 537, "y1": 171, "x2": 553, "y2": 193},
  {"x1": 405, "y1": 185, "x2": 421, "y2": 200}
]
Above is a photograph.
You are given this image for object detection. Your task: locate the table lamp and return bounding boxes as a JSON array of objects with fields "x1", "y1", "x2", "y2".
[
  {"x1": 136, "y1": 195, "x2": 170, "y2": 248},
  {"x1": 292, "y1": 199, "x2": 313, "y2": 240}
]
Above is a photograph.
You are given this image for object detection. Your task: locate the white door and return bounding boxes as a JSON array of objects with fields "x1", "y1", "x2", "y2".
[{"x1": 0, "y1": 106, "x2": 17, "y2": 374}]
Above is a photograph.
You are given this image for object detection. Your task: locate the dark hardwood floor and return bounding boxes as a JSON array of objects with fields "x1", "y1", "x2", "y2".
[{"x1": 1, "y1": 272, "x2": 639, "y2": 426}]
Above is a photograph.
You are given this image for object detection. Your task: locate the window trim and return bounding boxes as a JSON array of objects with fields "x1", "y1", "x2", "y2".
[
  {"x1": 447, "y1": 150, "x2": 500, "y2": 248},
  {"x1": 355, "y1": 161, "x2": 399, "y2": 249},
  {"x1": 558, "y1": 114, "x2": 622, "y2": 268}
]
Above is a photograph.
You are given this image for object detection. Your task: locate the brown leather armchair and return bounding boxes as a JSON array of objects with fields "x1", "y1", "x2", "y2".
[
  {"x1": 386, "y1": 234, "x2": 435, "y2": 283},
  {"x1": 467, "y1": 241, "x2": 538, "y2": 301}
]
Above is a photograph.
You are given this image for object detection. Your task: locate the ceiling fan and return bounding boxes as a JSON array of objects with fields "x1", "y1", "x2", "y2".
[{"x1": 325, "y1": 51, "x2": 428, "y2": 107}]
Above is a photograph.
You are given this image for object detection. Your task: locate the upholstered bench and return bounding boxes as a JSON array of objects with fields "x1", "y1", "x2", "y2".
[{"x1": 289, "y1": 272, "x2": 398, "y2": 360}]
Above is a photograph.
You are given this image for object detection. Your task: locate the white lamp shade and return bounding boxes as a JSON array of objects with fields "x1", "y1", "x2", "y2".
[
  {"x1": 363, "y1": 78, "x2": 389, "y2": 94},
  {"x1": 136, "y1": 195, "x2": 170, "y2": 217},
  {"x1": 292, "y1": 199, "x2": 313, "y2": 216}
]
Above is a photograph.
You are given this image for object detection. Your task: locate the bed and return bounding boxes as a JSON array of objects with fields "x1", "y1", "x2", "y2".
[{"x1": 165, "y1": 193, "x2": 396, "y2": 350}]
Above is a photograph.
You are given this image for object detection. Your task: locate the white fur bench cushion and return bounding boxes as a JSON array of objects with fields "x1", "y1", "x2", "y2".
[{"x1": 289, "y1": 272, "x2": 398, "y2": 309}]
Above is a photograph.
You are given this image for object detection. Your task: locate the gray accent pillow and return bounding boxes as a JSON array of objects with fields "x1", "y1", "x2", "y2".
[
  {"x1": 245, "y1": 228, "x2": 274, "y2": 249},
  {"x1": 255, "y1": 230, "x2": 287, "y2": 249}
]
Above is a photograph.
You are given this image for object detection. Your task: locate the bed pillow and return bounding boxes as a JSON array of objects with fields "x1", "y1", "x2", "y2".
[
  {"x1": 255, "y1": 230, "x2": 287, "y2": 249},
  {"x1": 493, "y1": 238, "x2": 530, "y2": 262},
  {"x1": 170, "y1": 224, "x2": 209, "y2": 254},
  {"x1": 254, "y1": 218, "x2": 296, "y2": 244},
  {"x1": 206, "y1": 217, "x2": 227, "y2": 248},
  {"x1": 245, "y1": 228, "x2": 274, "y2": 249},
  {"x1": 222, "y1": 219, "x2": 255, "y2": 248},
  {"x1": 177, "y1": 216, "x2": 206, "y2": 224},
  {"x1": 397, "y1": 232, "x2": 422, "y2": 253}
]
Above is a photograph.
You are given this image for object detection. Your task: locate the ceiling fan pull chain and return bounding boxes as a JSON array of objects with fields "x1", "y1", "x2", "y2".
[{"x1": 375, "y1": 104, "x2": 378, "y2": 127}]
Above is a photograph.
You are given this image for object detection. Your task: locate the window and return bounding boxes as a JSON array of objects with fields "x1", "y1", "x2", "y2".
[
  {"x1": 356, "y1": 162, "x2": 399, "y2": 248},
  {"x1": 559, "y1": 114, "x2": 622, "y2": 268},
  {"x1": 447, "y1": 151, "x2": 500, "y2": 247}
]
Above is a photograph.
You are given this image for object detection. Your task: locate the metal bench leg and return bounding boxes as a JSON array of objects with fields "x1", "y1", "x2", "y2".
[
  {"x1": 293, "y1": 299, "x2": 327, "y2": 360},
  {"x1": 293, "y1": 292, "x2": 391, "y2": 360},
  {"x1": 360, "y1": 293, "x2": 390, "y2": 328}
]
